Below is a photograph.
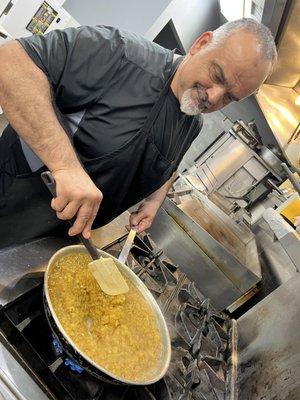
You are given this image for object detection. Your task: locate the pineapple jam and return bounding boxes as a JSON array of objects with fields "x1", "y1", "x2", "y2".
[{"x1": 48, "y1": 252, "x2": 162, "y2": 382}]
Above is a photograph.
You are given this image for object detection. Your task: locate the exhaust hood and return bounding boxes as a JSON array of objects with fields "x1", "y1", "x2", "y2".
[{"x1": 256, "y1": 0, "x2": 300, "y2": 168}]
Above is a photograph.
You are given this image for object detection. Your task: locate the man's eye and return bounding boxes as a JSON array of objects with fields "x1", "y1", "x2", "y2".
[
  {"x1": 224, "y1": 94, "x2": 233, "y2": 103},
  {"x1": 214, "y1": 74, "x2": 223, "y2": 84}
]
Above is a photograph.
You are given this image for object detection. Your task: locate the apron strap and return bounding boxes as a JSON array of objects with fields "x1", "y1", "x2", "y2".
[{"x1": 143, "y1": 55, "x2": 184, "y2": 134}]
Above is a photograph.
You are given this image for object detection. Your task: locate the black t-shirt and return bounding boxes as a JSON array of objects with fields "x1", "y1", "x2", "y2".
[{"x1": 17, "y1": 25, "x2": 201, "y2": 170}]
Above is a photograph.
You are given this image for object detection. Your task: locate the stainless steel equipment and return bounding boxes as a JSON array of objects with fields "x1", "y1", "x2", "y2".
[
  {"x1": 229, "y1": 273, "x2": 300, "y2": 400},
  {"x1": 149, "y1": 197, "x2": 261, "y2": 312},
  {"x1": 0, "y1": 231, "x2": 231, "y2": 400},
  {"x1": 0, "y1": 213, "x2": 299, "y2": 399},
  {"x1": 184, "y1": 120, "x2": 284, "y2": 214},
  {"x1": 263, "y1": 208, "x2": 300, "y2": 272},
  {"x1": 255, "y1": 0, "x2": 300, "y2": 170}
]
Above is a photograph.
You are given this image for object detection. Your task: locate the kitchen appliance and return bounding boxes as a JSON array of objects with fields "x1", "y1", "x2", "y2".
[{"x1": 181, "y1": 120, "x2": 286, "y2": 221}]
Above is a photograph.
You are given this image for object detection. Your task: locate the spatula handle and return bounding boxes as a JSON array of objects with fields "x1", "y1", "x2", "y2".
[{"x1": 41, "y1": 171, "x2": 99, "y2": 260}]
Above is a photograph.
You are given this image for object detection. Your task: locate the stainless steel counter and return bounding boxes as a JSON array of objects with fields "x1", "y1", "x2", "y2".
[
  {"x1": 149, "y1": 198, "x2": 261, "y2": 311},
  {"x1": 0, "y1": 342, "x2": 49, "y2": 400},
  {"x1": 0, "y1": 236, "x2": 75, "y2": 307},
  {"x1": 233, "y1": 273, "x2": 300, "y2": 400},
  {"x1": 177, "y1": 193, "x2": 261, "y2": 278}
]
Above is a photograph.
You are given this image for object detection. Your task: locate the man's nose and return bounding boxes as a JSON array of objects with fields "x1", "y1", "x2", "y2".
[{"x1": 206, "y1": 86, "x2": 226, "y2": 107}]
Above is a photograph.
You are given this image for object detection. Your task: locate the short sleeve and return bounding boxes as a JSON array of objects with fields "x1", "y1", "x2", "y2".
[{"x1": 17, "y1": 26, "x2": 125, "y2": 111}]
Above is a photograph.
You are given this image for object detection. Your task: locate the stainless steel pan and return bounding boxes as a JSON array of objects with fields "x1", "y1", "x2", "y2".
[{"x1": 44, "y1": 244, "x2": 171, "y2": 385}]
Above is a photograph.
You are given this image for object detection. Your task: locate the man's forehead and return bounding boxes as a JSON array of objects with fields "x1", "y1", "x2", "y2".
[
  {"x1": 213, "y1": 57, "x2": 266, "y2": 99},
  {"x1": 220, "y1": 32, "x2": 262, "y2": 66}
]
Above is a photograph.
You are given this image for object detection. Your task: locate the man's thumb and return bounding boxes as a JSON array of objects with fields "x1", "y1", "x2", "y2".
[{"x1": 130, "y1": 211, "x2": 143, "y2": 226}]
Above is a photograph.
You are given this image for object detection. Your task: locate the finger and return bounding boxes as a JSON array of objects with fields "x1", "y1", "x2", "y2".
[
  {"x1": 82, "y1": 202, "x2": 100, "y2": 239},
  {"x1": 129, "y1": 211, "x2": 138, "y2": 226},
  {"x1": 68, "y1": 203, "x2": 93, "y2": 236},
  {"x1": 57, "y1": 200, "x2": 81, "y2": 221},
  {"x1": 130, "y1": 211, "x2": 146, "y2": 227},
  {"x1": 51, "y1": 197, "x2": 69, "y2": 212},
  {"x1": 136, "y1": 218, "x2": 152, "y2": 233}
]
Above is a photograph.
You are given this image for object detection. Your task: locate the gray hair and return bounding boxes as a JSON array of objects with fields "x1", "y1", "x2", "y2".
[{"x1": 211, "y1": 18, "x2": 277, "y2": 65}]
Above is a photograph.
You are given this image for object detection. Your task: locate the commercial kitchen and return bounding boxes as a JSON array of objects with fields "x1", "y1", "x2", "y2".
[{"x1": 0, "y1": 0, "x2": 299, "y2": 399}]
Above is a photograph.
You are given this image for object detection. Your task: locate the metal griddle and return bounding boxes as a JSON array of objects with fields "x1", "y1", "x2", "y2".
[{"x1": 149, "y1": 198, "x2": 261, "y2": 311}]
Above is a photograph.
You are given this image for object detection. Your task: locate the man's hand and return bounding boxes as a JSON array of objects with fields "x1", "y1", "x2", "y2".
[
  {"x1": 129, "y1": 199, "x2": 161, "y2": 233},
  {"x1": 0, "y1": 41, "x2": 102, "y2": 240},
  {"x1": 130, "y1": 172, "x2": 178, "y2": 233},
  {"x1": 51, "y1": 167, "x2": 103, "y2": 239}
]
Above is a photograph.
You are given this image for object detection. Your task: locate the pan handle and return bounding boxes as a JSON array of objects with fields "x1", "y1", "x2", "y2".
[{"x1": 41, "y1": 171, "x2": 99, "y2": 260}]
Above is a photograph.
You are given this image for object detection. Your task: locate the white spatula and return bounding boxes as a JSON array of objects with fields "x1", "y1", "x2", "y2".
[
  {"x1": 118, "y1": 228, "x2": 137, "y2": 265},
  {"x1": 88, "y1": 228, "x2": 137, "y2": 294}
]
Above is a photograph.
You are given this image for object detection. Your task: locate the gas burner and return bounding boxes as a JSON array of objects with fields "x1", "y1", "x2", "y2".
[
  {"x1": 52, "y1": 336, "x2": 84, "y2": 374},
  {"x1": 164, "y1": 346, "x2": 226, "y2": 400},
  {"x1": 163, "y1": 346, "x2": 204, "y2": 400},
  {"x1": 191, "y1": 367, "x2": 224, "y2": 400},
  {"x1": 132, "y1": 234, "x2": 177, "y2": 270},
  {"x1": 168, "y1": 347, "x2": 198, "y2": 385},
  {"x1": 138, "y1": 234, "x2": 164, "y2": 261},
  {"x1": 175, "y1": 304, "x2": 205, "y2": 345},
  {"x1": 0, "y1": 231, "x2": 231, "y2": 400},
  {"x1": 114, "y1": 233, "x2": 180, "y2": 295},
  {"x1": 166, "y1": 278, "x2": 230, "y2": 400},
  {"x1": 178, "y1": 282, "x2": 205, "y2": 307},
  {"x1": 137, "y1": 259, "x2": 178, "y2": 294}
]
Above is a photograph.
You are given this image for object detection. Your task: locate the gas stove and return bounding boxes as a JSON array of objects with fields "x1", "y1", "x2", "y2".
[{"x1": 0, "y1": 233, "x2": 231, "y2": 400}]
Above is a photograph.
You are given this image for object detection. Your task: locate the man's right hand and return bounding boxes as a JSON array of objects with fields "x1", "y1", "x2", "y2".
[
  {"x1": 0, "y1": 42, "x2": 103, "y2": 239},
  {"x1": 51, "y1": 167, "x2": 103, "y2": 239}
]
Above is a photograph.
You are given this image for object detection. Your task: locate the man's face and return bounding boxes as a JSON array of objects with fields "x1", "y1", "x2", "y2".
[{"x1": 174, "y1": 30, "x2": 273, "y2": 115}]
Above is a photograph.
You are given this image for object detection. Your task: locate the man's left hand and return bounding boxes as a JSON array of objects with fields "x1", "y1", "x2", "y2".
[{"x1": 129, "y1": 199, "x2": 161, "y2": 233}]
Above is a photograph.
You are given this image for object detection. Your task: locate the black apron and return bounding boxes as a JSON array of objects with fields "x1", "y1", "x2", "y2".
[{"x1": 0, "y1": 61, "x2": 199, "y2": 249}]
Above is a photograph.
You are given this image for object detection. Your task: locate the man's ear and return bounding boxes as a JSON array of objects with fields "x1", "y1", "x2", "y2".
[{"x1": 189, "y1": 31, "x2": 213, "y2": 56}]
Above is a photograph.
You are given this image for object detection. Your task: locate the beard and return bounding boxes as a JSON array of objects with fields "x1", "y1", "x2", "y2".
[{"x1": 179, "y1": 84, "x2": 209, "y2": 116}]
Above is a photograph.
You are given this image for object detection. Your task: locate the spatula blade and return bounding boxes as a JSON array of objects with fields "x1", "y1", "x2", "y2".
[
  {"x1": 118, "y1": 229, "x2": 137, "y2": 265},
  {"x1": 88, "y1": 258, "x2": 129, "y2": 295}
]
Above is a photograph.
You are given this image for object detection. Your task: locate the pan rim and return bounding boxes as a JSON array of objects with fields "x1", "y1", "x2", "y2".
[{"x1": 44, "y1": 244, "x2": 171, "y2": 385}]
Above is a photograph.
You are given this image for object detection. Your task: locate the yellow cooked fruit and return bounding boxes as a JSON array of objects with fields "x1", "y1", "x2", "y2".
[{"x1": 48, "y1": 253, "x2": 162, "y2": 381}]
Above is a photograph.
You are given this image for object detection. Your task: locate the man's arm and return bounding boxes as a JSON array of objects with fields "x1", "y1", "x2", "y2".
[
  {"x1": 129, "y1": 172, "x2": 177, "y2": 232},
  {"x1": 0, "y1": 41, "x2": 102, "y2": 238}
]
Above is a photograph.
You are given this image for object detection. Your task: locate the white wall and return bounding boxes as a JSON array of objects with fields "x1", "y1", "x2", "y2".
[
  {"x1": 145, "y1": 0, "x2": 220, "y2": 50},
  {"x1": 63, "y1": 0, "x2": 173, "y2": 35},
  {"x1": 63, "y1": 0, "x2": 220, "y2": 45}
]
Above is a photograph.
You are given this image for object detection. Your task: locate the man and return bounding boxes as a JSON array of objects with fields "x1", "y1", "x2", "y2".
[{"x1": 0, "y1": 18, "x2": 277, "y2": 248}]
